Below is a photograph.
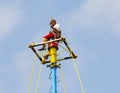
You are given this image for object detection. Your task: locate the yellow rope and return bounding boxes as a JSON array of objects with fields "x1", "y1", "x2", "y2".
[
  {"x1": 59, "y1": 41, "x2": 85, "y2": 93},
  {"x1": 34, "y1": 51, "x2": 45, "y2": 93},
  {"x1": 73, "y1": 60, "x2": 85, "y2": 93},
  {"x1": 59, "y1": 44, "x2": 69, "y2": 52},
  {"x1": 28, "y1": 51, "x2": 44, "y2": 93},
  {"x1": 57, "y1": 44, "x2": 70, "y2": 56},
  {"x1": 35, "y1": 63, "x2": 42, "y2": 93},
  {"x1": 68, "y1": 45, "x2": 85, "y2": 93},
  {"x1": 57, "y1": 49, "x2": 67, "y2": 56},
  {"x1": 28, "y1": 54, "x2": 37, "y2": 93},
  {"x1": 60, "y1": 68, "x2": 67, "y2": 93}
]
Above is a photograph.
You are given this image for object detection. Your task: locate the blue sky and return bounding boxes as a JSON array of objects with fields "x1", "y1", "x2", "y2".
[{"x1": 0, "y1": 0, "x2": 120, "y2": 93}]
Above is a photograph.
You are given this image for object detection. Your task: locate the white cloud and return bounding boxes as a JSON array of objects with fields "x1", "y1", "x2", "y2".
[
  {"x1": 0, "y1": 1, "x2": 23, "y2": 40},
  {"x1": 63, "y1": 0, "x2": 120, "y2": 38}
]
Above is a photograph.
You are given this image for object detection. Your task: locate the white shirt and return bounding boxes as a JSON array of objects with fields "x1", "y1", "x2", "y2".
[{"x1": 53, "y1": 23, "x2": 61, "y2": 31}]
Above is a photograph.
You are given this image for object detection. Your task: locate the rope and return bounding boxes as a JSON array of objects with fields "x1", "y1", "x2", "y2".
[
  {"x1": 35, "y1": 63, "x2": 42, "y2": 93},
  {"x1": 28, "y1": 51, "x2": 44, "y2": 93},
  {"x1": 34, "y1": 51, "x2": 46, "y2": 93},
  {"x1": 59, "y1": 43, "x2": 69, "y2": 52},
  {"x1": 59, "y1": 41, "x2": 85, "y2": 93},
  {"x1": 73, "y1": 60, "x2": 85, "y2": 93},
  {"x1": 60, "y1": 68, "x2": 67, "y2": 93},
  {"x1": 67, "y1": 44, "x2": 85, "y2": 93},
  {"x1": 28, "y1": 54, "x2": 37, "y2": 93},
  {"x1": 57, "y1": 43, "x2": 70, "y2": 56},
  {"x1": 57, "y1": 49, "x2": 67, "y2": 56}
]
